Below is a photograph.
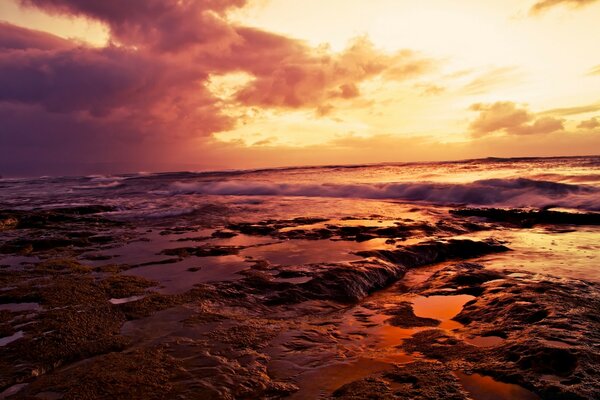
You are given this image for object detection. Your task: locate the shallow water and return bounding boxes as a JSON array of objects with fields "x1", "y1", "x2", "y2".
[
  {"x1": 462, "y1": 226, "x2": 600, "y2": 281},
  {"x1": 456, "y1": 372, "x2": 541, "y2": 400},
  {"x1": 240, "y1": 238, "x2": 393, "y2": 266},
  {"x1": 0, "y1": 303, "x2": 41, "y2": 312},
  {"x1": 123, "y1": 255, "x2": 250, "y2": 294},
  {"x1": 0, "y1": 331, "x2": 24, "y2": 347}
]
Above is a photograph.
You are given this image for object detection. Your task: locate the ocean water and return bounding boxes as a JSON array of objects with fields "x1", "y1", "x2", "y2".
[
  {"x1": 2, "y1": 156, "x2": 599, "y2": 282},
  {"x1": 1, "y1": 156, "x2": 599, "y2": 219}
]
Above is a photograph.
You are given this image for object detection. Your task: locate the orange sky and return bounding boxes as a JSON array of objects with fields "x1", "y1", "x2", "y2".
[{"x1": 0, "y1": 0, "x2": 599, "y2": 175}]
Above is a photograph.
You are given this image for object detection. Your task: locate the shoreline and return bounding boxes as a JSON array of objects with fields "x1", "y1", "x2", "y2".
[{"x1": 1, "y1": 203, "x2": 599, "y2": 399}]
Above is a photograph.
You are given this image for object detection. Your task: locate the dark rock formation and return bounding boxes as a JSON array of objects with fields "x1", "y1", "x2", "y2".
[{"x1": 451, "y1": 207, "x2": 600, "y2": 227}]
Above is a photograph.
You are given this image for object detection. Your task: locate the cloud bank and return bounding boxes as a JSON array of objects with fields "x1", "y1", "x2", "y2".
[
  {"x1": 1, "y1": 0, "x2": 599, "y2": 176},
  {"x1": 469, "y1": 102, "x2": 564, "y2": 137},
  {"x1": 0, "y1": 0, "x2": 437, "y2": 175}
]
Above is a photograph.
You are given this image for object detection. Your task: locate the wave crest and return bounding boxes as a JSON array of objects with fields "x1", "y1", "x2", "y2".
[{"x1": 169, "y1": 178, "x2": 600, "y2": 211}]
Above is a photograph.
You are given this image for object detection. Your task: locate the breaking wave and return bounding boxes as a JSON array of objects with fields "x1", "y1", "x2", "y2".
[{"x1": 170, "y1": 178, "x2": 600, "y2": 211}]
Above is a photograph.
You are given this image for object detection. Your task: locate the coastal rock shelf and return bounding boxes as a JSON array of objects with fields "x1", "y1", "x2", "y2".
[{"x1": 0, "y1": 201, "x2": 598, "y2": 399}]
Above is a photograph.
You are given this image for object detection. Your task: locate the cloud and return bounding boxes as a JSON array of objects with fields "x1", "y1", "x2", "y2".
[
  {"x1": 413, "y1": 83, "x2": 445, "y2": 96},
  {"x1": 588, "y1": 64, "x2": 600, "y2": 75},
  {"x1": 461, "y1": 67, "x2": 521, "y2": 95},
  {"x1": 232, "y1": 36, "x2": 433, "y2": 108},
  {"x1": 469, "y1": 101, "x2": 564, "y2": 137},
  {"x1": 1, "y1": 1, "x2": 438, "y2": 176},
  {"x1": 540, "y1": 102, "x2": 600, "y2": 116},
  {"x1": 0, "y1": 32, "x2": 231, "y2": 134},
  {"x1": 577, "y1": 117, "x2": 600, "y2": 129},
  {"x1": 18, "y1": 0, "x2": 247, "y2": 52},
  {"x1": 0, "y1": 22, "x2": 73, "y2": 50},
  {"x1": 530, "y1": 0, "x2": 598, "y2": 14}
]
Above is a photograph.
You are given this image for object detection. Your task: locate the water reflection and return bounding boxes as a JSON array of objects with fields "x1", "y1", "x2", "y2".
[{"x1": 456, "y1": 372, "x2": 540, "y2": 400}]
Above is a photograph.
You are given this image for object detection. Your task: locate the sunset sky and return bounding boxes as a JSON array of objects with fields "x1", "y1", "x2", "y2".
[{"x1": 1, "y1": 0, "x2": 599, "y2": 176}]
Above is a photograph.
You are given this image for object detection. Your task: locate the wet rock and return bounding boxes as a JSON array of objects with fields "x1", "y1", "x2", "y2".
[
  {"x1": 357, "y1": 239, "x2": 509, "y2": 268},
  {"x1": 211, "y1": 230, "x2": 238, "y2": 238},
  {"x1": 227, "y1": 222, "x2": 277, "y2": 236},
  {"x1": 100, "y1": 275, "x2": 158, "y2": 298},
  {"x1": 331, "y1": 377, "x2": 394, "y2": 399},
  {"x1": 117, "y1": 293, "x2": 183, "y2": 320},
  {"x1": 418, "y1": 262, "x2": 505, "y2": 296},
  {"x1": 451, "y1": 207, "x2": 600, "y2": 227},
  {"x1": 161, "y1": 245, "x2": 242, "y2": 258},
  {"x1": 14, "y1": 347, "x2": 187, "y2": 400},
  {"x1": 331, "y1": 361, "x2": 470, "y2": 400},
  {"x1": 208, "y1": 323, "x2": 280, "y2": 351},
  {"x1": 408, "y1": 264, "x2": 600, "y2": 399},
  {"x1": 267, "y1": 259, "x2": 406, "y2": 304},
  {"x1": 383, "y1": 361, "x2": 470, "y2": 400},
  {"x1": 0, "y1": 237, "x2": 81, "y2": 254},
  {"x1": 0, "y1": 205, "x2": 118, "y2": 231},
  {"x1": 0, "y1": 216, "x2": 18, "y2": 231},
  {"x1": 0, "y1": 276, "x2": 128, "y2": 391},
  {"x1": 384, "y1": 302, "x2": 440, "y2": 328},
  {"x1": 34, "y1": 258, "x2": 91, "y2": 274},
  {"x1": 264, "y1": 239, "x2": 508, "y2": 304},
  {"x1": 402, "y1": 329, "x2": 480, "y2": 363}
]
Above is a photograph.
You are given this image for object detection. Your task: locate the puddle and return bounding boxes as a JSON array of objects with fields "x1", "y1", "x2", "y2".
[
  {"x1": 0, "y1": 255, "x2": 39, "y2": 269},
  {"x1": 109, "y1": 295, "x2": 146, "y2": 305},
  {"x1": 0, "y1": 383, "x2": 28, "y2": 399},
  {"x1": 540, "y1": 339, "x2": 572, "y2": 348},
  {"x1": 80, "y1": 229, "x2": 214, "y2": 266},
  {"x1": 288, "y1": 358, "x2": 392, "y2": 399},
  {"x1": 240, "y1": 239, "x2": 363, "y2": 265},
  {"x1": 239, "y1": 238, "x2": 400, "y2": 266},
  {"x1": 460, "y1": 227, "x2": 600, "y2": 282},
  {"x1": 273, "y1": 275, "x2": 313, "y2": 284},
  {"x1": 0, "y1": 302, "x2": 41, "y2": 312},
  {"x1": 456, "y1": 372, "x2": 540, "y2": 400},
  {"x1": 0, "y1": 331, "x2": 24, "y2": 347},
  {"x1": 412, "y1": 294, "x2": 474, "y2": 330},
  {"x1": 367, "y1": 294, "x2": 474, "y2": 350},
  {"x1": 465, "y1": 335, "x2": 505, "y2": 347},
  {"x1": 121, "y1": 305, "x2": 205, "y2": 344},
  {"x1": 279, "y1": 218, "x2": 398, "y2": 233},
  {"x1": 210, "y1": 234, "x2": 276, "y2": 247},
  {"x1": 123, "y1": 255, "x2": 249, "y2": 294}
]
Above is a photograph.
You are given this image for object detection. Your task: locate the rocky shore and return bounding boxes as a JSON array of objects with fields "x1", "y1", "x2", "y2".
[{"x1": 0, "y1": 205, "x2": 598, "y2": 399}]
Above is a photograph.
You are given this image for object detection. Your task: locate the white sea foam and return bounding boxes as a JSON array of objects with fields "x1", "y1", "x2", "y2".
[{"x1": 169, "y1": 178, "x2": 600, "y2": 211}]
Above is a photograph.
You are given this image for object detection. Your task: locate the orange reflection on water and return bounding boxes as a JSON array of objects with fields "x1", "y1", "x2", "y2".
[
  {"x1": 412, "y1": 294, "x2": 474, "y2": 330},
  {"x1": 456, "y1": 372, "x2": 540, "y2": 400}
]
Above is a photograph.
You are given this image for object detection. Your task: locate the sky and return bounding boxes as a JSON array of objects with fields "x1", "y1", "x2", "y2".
[{"x1": 0, "y1": 0, "x2": 599, "y2": 176}]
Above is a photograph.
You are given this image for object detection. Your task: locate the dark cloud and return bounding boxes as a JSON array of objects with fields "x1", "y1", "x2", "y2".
[
  {"x1": 530, "y1": 0, "x2": 598, "y2": 14},
  {"x1": 0, "y1": 22, "x2": 73, "y2": 50},
  {"x1": 19, "y1": 0, "x2": 246, "y2": 51},
  {"x1": 469, "y1": 102, "x2": 564, "y2": 137},
  {"x1": 1, "y1": 1, "x2": 435, "y2": 176},
  {"x1": 0, "y1": 34, "x2": 231, "y2": 133}
]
